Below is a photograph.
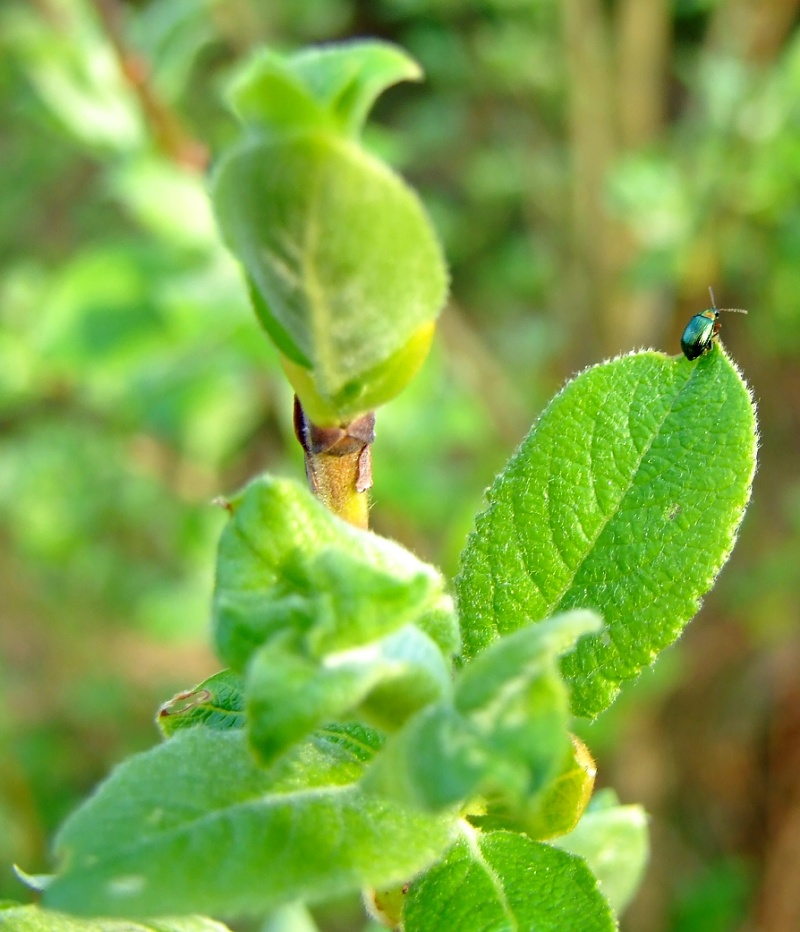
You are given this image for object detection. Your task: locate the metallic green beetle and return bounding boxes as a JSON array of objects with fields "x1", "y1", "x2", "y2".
[{"x1": 681, "y1": 288, "x2": 747, "y2": 360}]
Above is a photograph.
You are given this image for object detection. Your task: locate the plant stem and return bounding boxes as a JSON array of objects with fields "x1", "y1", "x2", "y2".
[
  {"x1": 90, "y1": 0, "x2": 208, "y2": 170},
  {"x1": 293, "y1": 398, "x2": 374, "y2": 530}
]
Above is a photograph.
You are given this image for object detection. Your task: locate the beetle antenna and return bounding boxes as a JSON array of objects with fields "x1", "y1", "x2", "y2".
[{"x1": 709, "y1": 285, "x2": 747, "y2": 315}]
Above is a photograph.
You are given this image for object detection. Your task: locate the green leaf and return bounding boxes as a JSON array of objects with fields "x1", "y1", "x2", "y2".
[
  {"x1": 403, "y1": 826, "x2": 616, "y2": 931},
  {"x1": 362, "y1": 612, "x2": 601, "y2": 823},
  {"x1": 456, "y1": 349, "x2": 757, "y2": 717},
  {"x1": 229, "y1": 41, "x2": 422, "y2": 138},
  {"x1": 227, "y1": 55, "x2": 330, "y2": 139},
  {"x1": 212, "y1": 476, "x2": 459, "y2": 670},
  {"x1": 0, "y1": 904, "x2": 232, "y2": 931},
  {"x1": 453, "y1": 612, "x2": 601, "y2": 801},
  {"x1": 361, "y1": 703, "x2": 488, "y2": 811},
  {"x1": 278, "y1": 320, "x2": 436, "y2": 427},
  {"x1": 247, "y1": 624, "x2": 451, "y2": 764},
  {"x1": 454, "y1": 610, "x2": 602, "y2": 717},
  {"x1": 553, "y1": 790, "x2": 649, "y2": 916},
  {"x1": 212, "y1": 131, "x2": 447, "y2": 421},
  {"x1": 157, "y1": 670, "x2": 245, "y2": 738},
  {"x1": 219, "y1": 476, "x2": 455, "y2": 761},
  {"x1": 311, "y1": 721, "x2": 385, "y2": 765},
  {"x1": 43, "y1": 729, "x2": 455, "y2": 919},
  {"x1": 516, "y1": 736, "x2": 596, "y2": 841},
  {"x1": 288, "y1": 42, "x2": 422, "y2": 136},
  {"x1": 214, "y1": 41, "x2": 444, "y2": 422}
]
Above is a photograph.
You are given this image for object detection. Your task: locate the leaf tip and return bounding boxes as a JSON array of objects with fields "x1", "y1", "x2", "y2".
[{"x1": 12, "y1": 865, "x2": 52, "y2": 892}]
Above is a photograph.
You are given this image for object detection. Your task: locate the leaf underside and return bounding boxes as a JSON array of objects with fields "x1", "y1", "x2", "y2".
[{"x1": 43, "y1": 729, "x2": 455, "y2": 919}]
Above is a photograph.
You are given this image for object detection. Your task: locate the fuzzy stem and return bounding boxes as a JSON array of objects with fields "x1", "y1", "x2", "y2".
[{"x1": 293, "y1": 398, "x2": 374, "y2": 530}]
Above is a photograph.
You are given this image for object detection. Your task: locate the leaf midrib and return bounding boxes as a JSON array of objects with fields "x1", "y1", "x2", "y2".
[
  {"x1": 513, "y1": 358, "x2": 702, "y2": 625},
  {"x1": 65, "y1": 782, "x2": 356, "y2": 866}
]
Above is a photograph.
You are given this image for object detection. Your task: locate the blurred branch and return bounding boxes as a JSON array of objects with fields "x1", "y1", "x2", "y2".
[
  {"x1": 615, "y1": 0, "x2": 670, "y2": 149},
  {"x1": 560, "y1": 0, "x2": 674, "y2": 358},
  {"x1": 708, "y1": 0, "x2": 800, "y2": 64},
  {"x1": 609, "y1": 0, "x2": 672, "y2": 352},
  {"x1": 90, "y1": 0, "x2": 209, "y2": 170},
  {"x1": 757, "y1": 647, "x2": 800, "y2": 931},
  {"x1": 561, "y1": 0, "x2": 615, "y2": 360},
  {"x1": 208, "y1": 0, "x2": 267, "y2": 54}
]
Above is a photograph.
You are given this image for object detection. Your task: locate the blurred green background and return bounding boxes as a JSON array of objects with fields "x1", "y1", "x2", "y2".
[{"x1": 2, "y1": 0, "x2": 799, "y2": 929}]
